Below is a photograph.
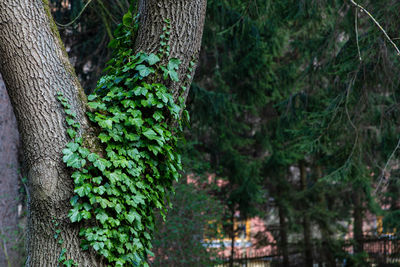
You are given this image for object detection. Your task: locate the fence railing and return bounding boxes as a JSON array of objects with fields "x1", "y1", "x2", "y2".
[{"x1": 216, "y1": 237, "x2": 400, "y2": 267}]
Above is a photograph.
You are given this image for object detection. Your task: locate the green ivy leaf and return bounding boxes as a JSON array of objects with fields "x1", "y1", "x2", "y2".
[
  {"x1": 93, "y1": 242, "x2": 104, "y2": 251},
  {"x1": 66, "y1": 117, "x2": 75, "y2": 126},
  {"x1": 98, "y1": 133, "x2": 111, "y2": 143},
  {"x1": 146, "y1": 53, "x2": 160, "y2": 65},
  {"x1": 69, "y1": 208, "x2": 82, "y2": 223},
  {"x1": 88, "y1": 153, "x2": 100, "y2": 163},
  {"x1": 135, "y1": 65, "x2": 153, "y2": 78},
  {"x1": 109, "y1": 172, "x2": 122, "y2": 184},
  {"x1": 74, "y1": 183, "x2": 92, "y2": 197},
  {"x1": 63, "y1": 259, "x2": 77, "y2": 267},
  {"x1": 96, "y1": 211, "x2": 109, "y2": 224},
  {"x1": 66, "y1": 142, "x2": 79, "y2": 152},
  {"x1": 70, "y1": 195, "x2": 79, "y2": 206},
  {"x1": 115, "y1": 204, "x2": 123, "y2": 213},
  {"x1": 65, "y1": 109, "x2": 76, "y2": 118},
  {"x1": 82, "y1": 210, "x2": 92, "y2": 220},
  {"x1": 169, "y1": 70, "x2": 179, "y2": 82},
  {"x1": 152, "y1": 111, "x2": 164, "y2": 121},
  {"x1": 121, "y1": 100, "x2": 135, "y2": 108},
  {"x1": 125, "y1": 132, "x2": 140, "y2": 141},
  {"x1": 155, "y1": 91, "x2": 169, "y2": 103},
  {"x1": 127, "y1": 117, "x2": 144, "y2": 128},
  {"x1": 127, "y1": 149, "x2": 140, "y2": 161},
  {"x1": 82, "y1": 202, "x2": 92, "y2": 211},
  {"x1": 122, "y1": 11, "x2": 132, "y2": 26},
  {"x1": 142, "y1": 128, "x2": 160, "y2": 141},
  {"x1": 94, "y1": 158, "x2": 111, "y2": 172},
  {"x1": 133, "y1": 86, "x2": 148, "y2": 96},
  {"x1": 87, "y1": 94, "x2": 97, "y2": 101},
  {"x1": 126, "y1": 210, "x2": 141, "y2": 224},
  {"x1": 167, "y1": 58, "x2": 180, "y2": 81},
  {"x1": 63, "y1": 149, "x2": 84, "y2": 169},
  {"x1": 96, "y1": 197, "x2": 109, "y2": 209},
  {"x1": 93, "y1": 186, "x2": 106, "y2": 195},
  {"x1": 92, "y1": 176, "x2": 103, "y2": 184},
  {"x1": 88, "y1": 101, "x2": 107, "y2": 110},
  {"x1": 78, "y1": 147, "x2": 90, "y2": 158},
  {"x1": 169, "y1": 103, "x2": 181, "y2": 118},
  {"x1": 98, "y1": 119, "x2": 113, "y2": 130},
  {"x1": 72, "y1": 172, "x2": 85, "y2": 184},
  {"x1": 75, "y1": 137, "x2": 83, "y2": 145},
  {"x1": 67, "y1": 128, "x2": 76, "y2": 139}
]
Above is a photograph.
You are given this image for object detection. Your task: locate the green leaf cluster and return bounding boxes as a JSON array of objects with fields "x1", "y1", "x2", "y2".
[{"x1": 58, "y1": 18, "x2": 186, "y2": 266}]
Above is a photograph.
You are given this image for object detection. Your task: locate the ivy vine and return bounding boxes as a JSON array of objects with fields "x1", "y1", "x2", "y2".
[
  {"x1": 57, "y1": 9, "x2": 189, "y2": 266},
  {"x1": 52, "y1": 218, "x2": 78, "y2": 267}
]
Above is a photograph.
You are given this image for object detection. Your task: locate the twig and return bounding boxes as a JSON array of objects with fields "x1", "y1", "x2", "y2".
[
  {"x1": 217, "y1": 1, "x2": 251, "y2": 35},
  {"x1": 319, "y1": 69, "x2": 360, "y2": 182},
  {"x1": 55, "y1": 0, "x2": 93, "y2": 28},
  {"x1": 355, "y1": 8, "x2": 362, "y2": 61},
  {"x1": 350, "y1": 1, "x2": 400, "y2": 194},
  {"x1": 350, "y1": 0, "x2": 400, "y2": 56},
  {"x1": 344, "y1": 73, "x2": 359, "y2": 164},
  {"x1": 374, "y1": 137, "x2": 400, "y2": 194}
]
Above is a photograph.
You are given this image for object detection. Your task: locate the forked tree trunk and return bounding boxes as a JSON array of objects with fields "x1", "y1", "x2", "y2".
[
  {"x1": 0, "y1": 76, "x2": 22, "y2": 266},
  {"x1": 0, "y1": 0, "x2": 206, "y2": 266}
]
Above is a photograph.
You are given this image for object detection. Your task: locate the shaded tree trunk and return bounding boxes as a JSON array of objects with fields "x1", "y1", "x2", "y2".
[
  {"x1": 0, "y1": 0, "x2": 207, "y2": 266},
  {"x1": 315, "y1": 165, "x2": 336, "y2": 267},
  {"x1": 0, "y1": 75, "x2": 23, "y2": 266},
  {"x1": 353, "y1": 189, "x2": 363, "y2": 254},
  {"x1": 229, "y1": 208, "x2": 235, "y2": 267},
  {"x1": 278, "y1": 202, "x2": 289, "y2": 266},
  {"x1": 299, "y1": 161, "x2": 313, "y2": 267}
]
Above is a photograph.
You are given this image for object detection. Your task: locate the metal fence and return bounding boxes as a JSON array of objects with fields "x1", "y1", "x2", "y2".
[
  {"x1": 217, "y1": 237, "x2": 400, "y2": 267},
  {"x1": 360, "y1": 237, "x2": 400, "y2": 265},
  {"x1": 216, "y1": 251, "x2": 304, "y2": 267},
  {"x1": 216, "y1": 255, "x2": 287, "y2": 267}
]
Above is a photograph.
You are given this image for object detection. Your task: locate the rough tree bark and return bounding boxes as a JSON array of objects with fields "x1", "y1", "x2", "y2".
[
  {"x1": 0, "y1": 75, "x2": 22, "y2": 266},
  {"x1": 134, "y1": 0, "x2": 207, "y2": 100},
  {"x1": 0, "y1": 0, "x2": 207, "y2": 266}
]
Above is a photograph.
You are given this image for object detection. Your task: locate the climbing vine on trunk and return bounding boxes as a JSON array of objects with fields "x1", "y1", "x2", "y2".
[{"x1": 57, "y1": 11, "x2": 189, "y2": 266}]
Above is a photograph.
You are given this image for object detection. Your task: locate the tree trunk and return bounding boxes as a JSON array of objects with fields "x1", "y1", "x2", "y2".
[
  {"x1": 0, "y1": 0, "x2": 207, "y2": 266},
  {"x1": 299, "y1": 161, "x2": 313, "y2": 267},
  {"x1": 353, "y1": 189, "x2": 363, "y2": 254},
  {"x1": 278, "y1": 203, "x2": 289, "y2": 266},
  {"x1": 315, "y1": 165, "x2": 336, "y2": 267},
  {"x1": 0, "y1": 75, "x2": 23, "y2": 266},
  {"x1": 0, "y1": 0, "x2": 96, "y2": 265},
  {"x1": 229, "y1": 208, "x2": 235, "y2": 267},
  {"x1": 135, "y1": 0, "x2": 207, "y2": 99}
]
